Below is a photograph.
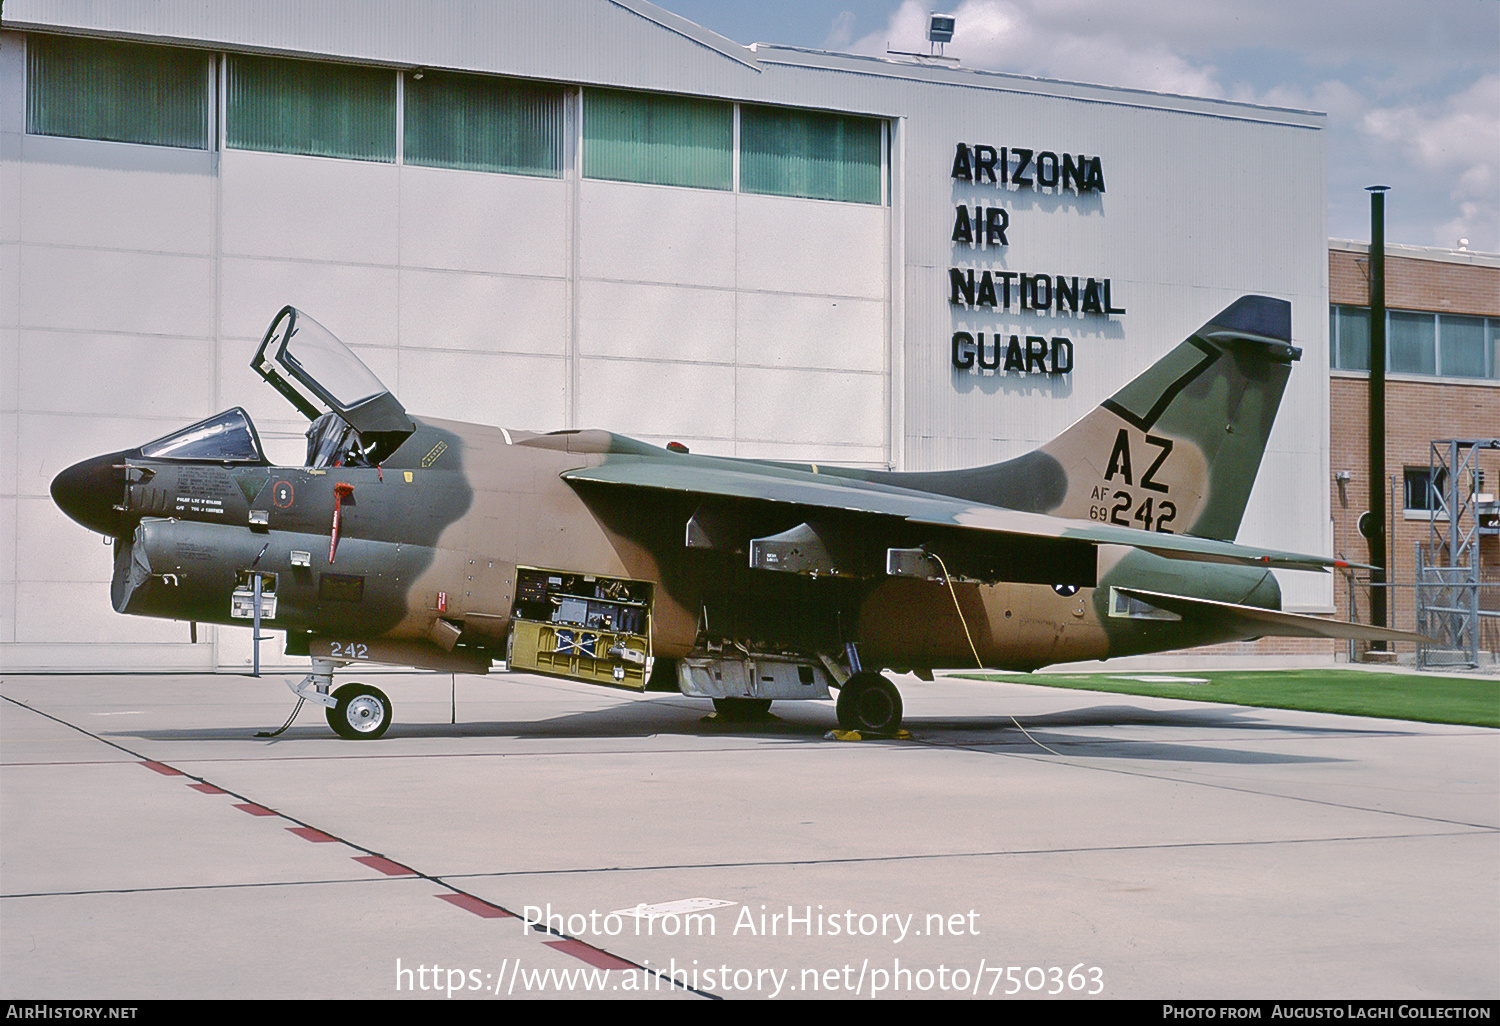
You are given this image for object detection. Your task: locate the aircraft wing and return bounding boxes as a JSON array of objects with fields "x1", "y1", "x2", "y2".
[
  {"x1": 561, "y1": 455, "x2": 1364, "y2": 574},
  {"x1": 1115, "y1": 588, "x2": 1435, "y2": 644}
]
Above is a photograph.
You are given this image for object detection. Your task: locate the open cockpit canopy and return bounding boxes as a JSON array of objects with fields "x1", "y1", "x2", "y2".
[
  {"x1": 252, "y1": 306, "x2": 414, "y2": 466},
  {"x1": 253, "y1": 306, "x2": 413, "y2": 436}
]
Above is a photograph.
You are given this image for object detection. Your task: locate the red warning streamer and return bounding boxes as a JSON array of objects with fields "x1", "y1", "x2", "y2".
[{"x1": 329, "y1": 482, "x2": 354, "y2": 563}]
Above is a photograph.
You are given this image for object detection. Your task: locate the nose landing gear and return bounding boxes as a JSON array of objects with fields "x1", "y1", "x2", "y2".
[
  {"x1": 327, "y1": 682, "x2": 392, "y2": 740},
  {"x1": 260, "y1": 657, "x2": 393, "y2": 740}
]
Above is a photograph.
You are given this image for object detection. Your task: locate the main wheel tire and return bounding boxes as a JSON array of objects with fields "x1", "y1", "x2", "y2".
[
  {"x1": 327, "y1": 683, "x2": 392, "y2": 740},
  {"x1": 712, "y1": 697, "x2": 773, "y2": 720},
  {"x1": 836, "y1": 672, "x2": 903, "y2": 733}
]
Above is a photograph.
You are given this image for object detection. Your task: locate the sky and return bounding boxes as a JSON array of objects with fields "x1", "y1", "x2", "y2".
[{"x1": 661, "y1": 0, "x2": 1500, "y2": 253}]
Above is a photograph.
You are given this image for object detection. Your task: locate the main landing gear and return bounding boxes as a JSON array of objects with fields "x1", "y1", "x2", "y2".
[{"x1": 835, "y1": 671, "x2": 903, "y2": 734}]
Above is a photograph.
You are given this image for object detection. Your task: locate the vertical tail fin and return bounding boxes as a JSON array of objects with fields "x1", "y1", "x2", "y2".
[{"x1": 890, "y1": 296, "x2": 1299, "y2": 541}]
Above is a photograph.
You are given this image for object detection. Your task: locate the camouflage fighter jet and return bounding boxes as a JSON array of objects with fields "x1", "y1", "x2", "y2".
[{"x1": 51, "y1": 297, "x2": 1416, "y2": 739}]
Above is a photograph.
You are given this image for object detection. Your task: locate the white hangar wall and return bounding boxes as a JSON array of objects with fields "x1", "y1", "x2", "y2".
[{"x1": 0, "y1": 0, "x2": 1329, "y2": 673}]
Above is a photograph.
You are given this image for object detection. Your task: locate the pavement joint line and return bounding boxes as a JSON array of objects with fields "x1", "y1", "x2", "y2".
[
  {"x1": 415, "y1": 828, "x2": 1497, "y2": 881},
  {"x1": 2, "y1": 874, "x2": 466, "y2": 899},
  {"x1": 1, "y1": 744, "x2": 809, "y2": 766},
  {"x1": 5, "y1": 725, "x2": 1477, "y2": 768},
  {"x1": 1, "y1": 691, "x2": 711, "y2": 995},
  {"x1": 905, "y1": 737, "x2": 1500, "y2": 832},
  {"x1": 6, "y1": 827, "x2": 1488, "y2": 901}
]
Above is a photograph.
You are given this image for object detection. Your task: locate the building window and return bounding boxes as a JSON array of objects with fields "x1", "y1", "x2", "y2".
[
  {"x1": 1330, "y1": 305, "x2": 1496, "y2": 379},
  {"x1": 1404, "y1": 466, "x2": 1447, "y2": 514},
  {"x1": 227, "y1": 54, "x2": 395, "y2": 162},
  {"x1": 583, "y1": 89, "x2": 732, "y2": 190},
  {"x1": 26, "y1": 35, "x2": 209, "y2": 149},
  {"x1": 1439, "y1": 315, "x2": 1488, "y2": 379},
  {"x1": 1330, "y1": 305, "x2": 1370, "y2": 372},
  {"x1": 1389, "y1": 310, "x2": 1436, "y2": 375},
  {"x1": 404, "y1": 71, "x2": 564, "y2": 177},
  {"x1": 740, "y1": 105, "x2": 883, "y2": 204}
]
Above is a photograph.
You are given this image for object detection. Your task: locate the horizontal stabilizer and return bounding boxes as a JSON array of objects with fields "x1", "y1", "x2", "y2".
[
  {"x1": 1115, "y1": 588, "x2": 1435, "y2": 644},
  {"x1": 1127, "y1": 543, "x2": 1376, "y2": 574}
]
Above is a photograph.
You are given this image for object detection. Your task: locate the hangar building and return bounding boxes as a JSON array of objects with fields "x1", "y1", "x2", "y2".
[{"x1": 2, "y1": 0, "x2": 1336, "y2": 672}]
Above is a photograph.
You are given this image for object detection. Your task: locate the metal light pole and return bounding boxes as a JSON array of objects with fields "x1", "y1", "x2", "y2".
[{"x1": 1367, "y1": 186, "x2": 1389, "y2": 641}]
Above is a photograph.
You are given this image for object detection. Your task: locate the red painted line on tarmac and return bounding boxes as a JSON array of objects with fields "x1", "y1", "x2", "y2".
[
  {"x1": 543, "y1": 939, "x2": 636, "y2": 971},
  {"x1": 189, "y1": 783, "x2": 228, "y2": 794},
  {"x1": 287, "y1": 826, "x2": 338, "y2": 843},
  {"x1": 353, "y1": 855, "x2": 416, "y2": 876},
  {"x1": 140, "y1": 761, "x2": 183, "y2": 776},
  {"x1": 233, "y1": 802, "x2": 278, "y2": 817},
  {"x1": 436, "y1": 893, "x2": 514, "y2": 918}
]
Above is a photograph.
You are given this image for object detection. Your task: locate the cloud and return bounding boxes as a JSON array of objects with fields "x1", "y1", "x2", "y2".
[
  {"x1": 842, "y1": 0, "x2": 1499, "y2": 250},
  {"x1": 849, "y1": 0, "x2": 1224, "y2": 96},
  {"x1": 824, "y1": 11, "x2": 857, "y2": 51},
  {"x1": 1358, "y1": 74, "x2": 1499, "y2": 248},
  {"x1": 1362, "y1": 75, "x2": 1499, "y2": 187}
]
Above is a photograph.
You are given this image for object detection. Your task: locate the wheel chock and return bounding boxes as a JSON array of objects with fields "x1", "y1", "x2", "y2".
[{"x1": 824, "y1": 728, "x2": 911, "y2": 741}]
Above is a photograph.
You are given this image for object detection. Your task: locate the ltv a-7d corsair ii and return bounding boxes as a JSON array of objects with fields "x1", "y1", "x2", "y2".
[{"x1": 52, "y1": 298, "x2": 1415, "y2": 739}]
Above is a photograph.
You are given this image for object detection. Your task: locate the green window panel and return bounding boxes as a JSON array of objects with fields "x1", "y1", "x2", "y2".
[
  {"x1": 405, "y1": 71, "x2": 563, "y2": 176},
  {"x1": 228, "y1": 54, "x2": 395, "y2": 162},
  {"x1": 1334, "y1": 305, "x2": 1496, "y2": 379},
  {"x1": 1389, "y1": 310, "x2": 1436, "y2": 376},
  {"x1": 27, "y1": 34, "x2": 208, "y2": 149},
  {"x1": 584, "y1": 89, "x2": 732, "y2": 190},
  {"x1": 740, "y1": 105, "x2": 882, "y2": 205},
  {"x1": 1438, "y1": 315, "x2": 1487, "y2": 379},
  {"x1": 1331, "y1": 305, "x2": 1370, "y2": 371}
]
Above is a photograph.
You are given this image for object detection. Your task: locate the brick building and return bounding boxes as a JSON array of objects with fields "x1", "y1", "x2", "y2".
[{"x1": 1327, "y1": 240, "x2": 1500, "y2": 666}]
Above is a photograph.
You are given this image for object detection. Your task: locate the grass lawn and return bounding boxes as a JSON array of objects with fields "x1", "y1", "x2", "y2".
[{"x1": 949, "y1": 669, "x2": 1499, "y2": 728}]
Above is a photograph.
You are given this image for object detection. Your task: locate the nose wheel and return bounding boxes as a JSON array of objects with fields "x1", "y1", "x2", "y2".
[
  {"x1": 327, "y1": 682, "x2": 392, "y2": 740},
  {"x1": 836, "y1": 672, "x2": 903, "y2": 734}
]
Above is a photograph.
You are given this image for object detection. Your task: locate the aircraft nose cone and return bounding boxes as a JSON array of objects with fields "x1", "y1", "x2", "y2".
[{"x1": 51, "y1": 451, "x2": 132, "y2": 537}]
